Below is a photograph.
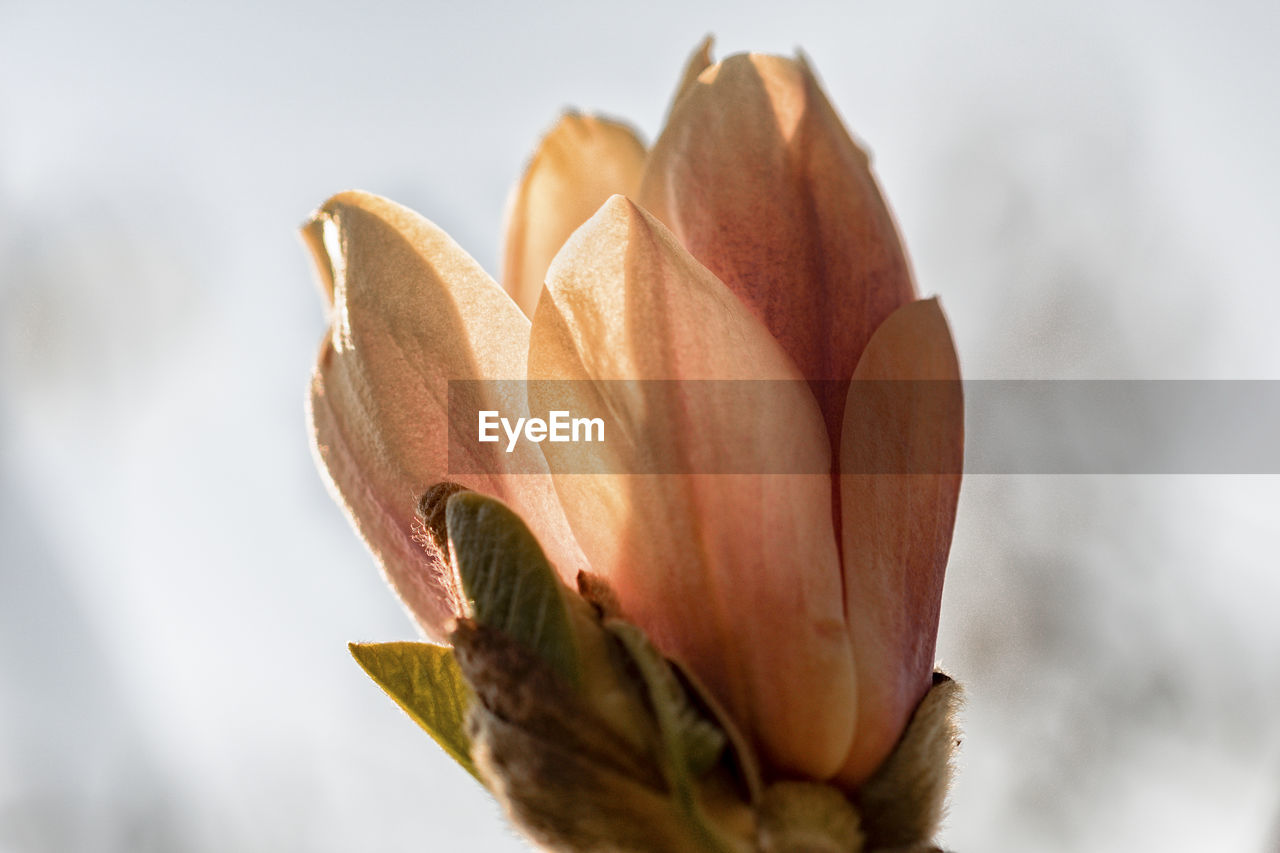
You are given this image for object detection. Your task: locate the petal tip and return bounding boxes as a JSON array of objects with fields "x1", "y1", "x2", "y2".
[
  {"x1": 299, "y1": 215, "x2": 336, "y2": 307},
  {"x1": 853, "y1": 297, "x2": 959, "y2": 382},
  {"x1": 542, "y1": 193, "x2": 640, "y2": 289},
  {"x1": 502, "y1": 115, "x2": 647, "y2": 318},
  {"x1": 600, "y1": 192, "x2": 639, "y2": 216},
  {"x1": 582, "y1": 193, "x2": 648, "y2": 237},
  {"x1": 316, "y1": 188, "x2": 370, "y2": 217},
  {"x1": 690, "y1": 34, "x2": 714, "y2": 70},
  {"x1": 667, "y1": 35, "x2": 718, "y2": 110},
  {"x1": 903, "y1": 296, "x2": 951, "y2": 335}
]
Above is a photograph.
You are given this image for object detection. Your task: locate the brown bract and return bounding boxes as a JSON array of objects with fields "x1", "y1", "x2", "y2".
[{"x1": 305, "y1": 39, "x2": 962, "y2": 789}]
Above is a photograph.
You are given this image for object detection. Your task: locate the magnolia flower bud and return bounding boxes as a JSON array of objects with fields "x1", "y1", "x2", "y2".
[{"x1": 307, "y1": 36, "x2": 964, "y2": 852}]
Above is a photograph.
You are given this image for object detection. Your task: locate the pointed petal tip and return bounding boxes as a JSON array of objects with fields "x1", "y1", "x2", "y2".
[
  {"x1": 299, "y1": 215, "x2": 336, "y2": 307},
  {"x1": 692, "y1": 34, "x2": 714, "y2": 65},
  {"x1": 600, "y1": 192, "x2": 640, "y2": 216},
  {"x1": 689, "y1": 45, "x2": 816, "y2": 86},
  {"x1": 666, "y1": 35, "x2": 718, "y2": 114},
  {"x1": 542, "y1": 192, "x2": 657, "y2": 288},
  {"x1": 861, "y1": 297, "x2": 959, "y2": 380},
  {"x1": 904, "y1": 295, "x2": 946, "y2": 324},
  {"x1": 303, "y1": 190, "x2": 362, "y2": 230},
  {"x1": 502, "y1": 116, "x2": 647, "y2": 317},
  {"x1": 299, "y1": 191, "x2": 404, "y2": 290},
  {"x1": 558, "y1": 189, "x2": 639, "y2": 238},
  {"x1": 315, "y1": 188, "x2": 380, "y2": 214},
  {"x1": 300, "y1": 191, "x2": 390, "y2": 309},
  {"x1": 312, "y1": 190, "x2": 429, "y2": 242}
]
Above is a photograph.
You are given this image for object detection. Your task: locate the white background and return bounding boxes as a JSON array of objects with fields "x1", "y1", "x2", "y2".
[{"x1": 2, "y1": 1, "x2": 1278, "y2": 850}]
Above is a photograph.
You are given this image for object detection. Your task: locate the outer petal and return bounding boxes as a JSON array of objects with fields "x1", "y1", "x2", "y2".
[
  {"x1": 306, "y1": 190, "x2": 585, "y2": 640},
  {"x1": 835, "y1": 298, "x2": 963, "y2": 785},
  {"x1": 528, "y1": 195, "x2": 857, "y2": 779},
  {"x1": 638, "y1": 53, "x2": 915, "y2": 446},
  {"x1": 501, "y1": 113, "x2": 647, "y2": 317}
]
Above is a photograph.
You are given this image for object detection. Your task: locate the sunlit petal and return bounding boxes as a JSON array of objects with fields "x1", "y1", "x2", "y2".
[
  {"x1": 501, "y1": 114, "x2": 647, "y2": 317},
  {"x1": 528, "y1": 195, "x2": 856, "y2": 778},
  {"x1": 307, "y1": 191, "x2": 585, "y2": 639}
]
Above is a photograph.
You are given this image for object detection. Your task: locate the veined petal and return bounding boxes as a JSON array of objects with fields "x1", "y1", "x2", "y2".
[
  {"x1": 501, "y1": 114, "x2": 647, "y2": 317},
  {"x1": 836, "y1": 298, "x2": 963, "y2": 786},
  {"x1": 306, "y1": 190, "x2": 585, "y2": 640},
  {"x1": 528, "y1": 195, "x2": 856, "y2": 779},
  {"x1": 638, "y1": 53, "x2": 915, "y2": 446}
]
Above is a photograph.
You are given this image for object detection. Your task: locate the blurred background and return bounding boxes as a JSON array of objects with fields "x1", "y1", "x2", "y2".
[{"x1": 2, "y1": 1, "x2": 1278, "y2": 850}]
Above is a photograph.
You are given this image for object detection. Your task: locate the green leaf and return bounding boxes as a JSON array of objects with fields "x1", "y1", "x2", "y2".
[
  {"x1": 445, "y1": 492, "x2": 581, "y2": 687},
  {"x1": 349, "y1": 641, "x2": 482, "y2": 784}
]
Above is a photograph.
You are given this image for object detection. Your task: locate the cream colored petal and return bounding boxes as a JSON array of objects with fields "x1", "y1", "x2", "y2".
[
  {"x1": 835, "y1": 298, "x2": 963, "y2": 786},
  {"x1": 638, "y1": 53, "x2": 915, "y2": 449},
  {"x1": 306, "y1": 190, "x2": 585, "y2": 640},
  {"x1": 528, "y1": 195, "x2": 856, "y2": 779},
  {"x1": 501, "y1": 114, "x2": 647, "y2": 317}
]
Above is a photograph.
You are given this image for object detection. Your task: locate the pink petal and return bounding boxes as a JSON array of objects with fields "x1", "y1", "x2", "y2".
[
  {"x1": 528, "y1": 195, "x2": 856, "y2": 779},
  {"x1": 638, "y1": 53, "x2": 915, "y2": 447},
  {"x1": 305, "y1": 191, "x2": 585, "y2": 639},
  {"x1": 835, "y1": 298, "x2": 963, "y2": 785}
]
